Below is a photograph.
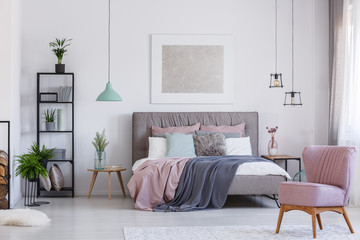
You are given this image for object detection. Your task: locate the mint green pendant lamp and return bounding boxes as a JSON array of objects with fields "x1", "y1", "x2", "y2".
[
  {"x1": 96, "y1": 82, "x2": 122, "y2": 101},
  {"x1": 96, "y1": 0, "x2": 122, "y2": 102}
]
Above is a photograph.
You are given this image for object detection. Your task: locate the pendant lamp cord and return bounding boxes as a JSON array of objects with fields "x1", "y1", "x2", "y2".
[
  {"x1": 291, "y1": 0, "x2": 294, "y2": 92},
  {"x1": 275, "y1": 0, "x2": 278, "y2": 73},
  {"x1": 108, "y1": 0, "x2": 111, "y2": 83}
]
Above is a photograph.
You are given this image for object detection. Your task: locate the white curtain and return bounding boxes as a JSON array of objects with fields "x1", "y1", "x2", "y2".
[{"x1": 329, "y1": 0, "x2": 360, "y2": 206}]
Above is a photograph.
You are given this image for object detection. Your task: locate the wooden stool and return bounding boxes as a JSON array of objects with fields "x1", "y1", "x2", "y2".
[{"x1": 87, "y1": 166, "x2": 126, "y2": 200}]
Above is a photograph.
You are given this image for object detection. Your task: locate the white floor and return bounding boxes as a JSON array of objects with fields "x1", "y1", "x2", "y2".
[{"x1": 1, "y1": 195, "x2": 359, "y2": 240}]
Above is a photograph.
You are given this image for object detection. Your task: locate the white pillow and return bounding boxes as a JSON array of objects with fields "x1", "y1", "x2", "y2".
[
  {"x1": 226, "y1": 137, "x2": 252, "y2": 155},
  {"x1": 148, "y1": 137, "x2": 167, "y2": 158}
]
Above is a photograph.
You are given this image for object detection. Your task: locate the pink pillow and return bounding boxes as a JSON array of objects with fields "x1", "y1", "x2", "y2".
[
  {"x1": 200, "y1": 123, "x2": 245, "y2": 137},
  {"x1": 152, "y1": 123, "x2": 200, "y2": 135}
]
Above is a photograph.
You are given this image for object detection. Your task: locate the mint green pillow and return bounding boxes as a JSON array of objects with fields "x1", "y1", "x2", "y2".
[{"x1": 165, "y1": 133, "x2": 196, "y2": 158}]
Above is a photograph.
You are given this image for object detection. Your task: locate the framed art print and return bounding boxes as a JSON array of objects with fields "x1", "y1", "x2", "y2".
[{"x1": 151, "y1": 34, "x2": 234, "y2": 104}]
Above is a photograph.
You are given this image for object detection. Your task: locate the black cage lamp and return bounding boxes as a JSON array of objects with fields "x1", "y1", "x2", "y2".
[
  {"x1": 284, "y1": 0, "x2": 302, "y2": 106},
  {"x1": 284, "y1": 91, "x2": 302, "y2": 106},
  {"x1": 269, "y1": 0, "x2": 283, "y2": 88}
]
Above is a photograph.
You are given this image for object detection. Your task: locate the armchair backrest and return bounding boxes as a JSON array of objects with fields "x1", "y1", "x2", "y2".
[{"x1": 303, "y1": 145, "x2": 357, "y2": 204}]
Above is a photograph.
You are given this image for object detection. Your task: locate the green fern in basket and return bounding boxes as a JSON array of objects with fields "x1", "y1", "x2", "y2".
[
  {"x1": 92, "y1": 129, "x2": 109, "y2": 161},
  {"x1": 15, "y1": 154, "x2": 48, "y2": 180}
]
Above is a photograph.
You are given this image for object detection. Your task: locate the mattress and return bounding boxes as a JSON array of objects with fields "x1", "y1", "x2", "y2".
[{"x1": 132, "y1": 157, "x2": 291, "y2": 179}]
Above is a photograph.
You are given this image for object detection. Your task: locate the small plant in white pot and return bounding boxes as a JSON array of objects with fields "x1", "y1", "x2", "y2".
[
  {"x1": 43, "y1": 108, "x2": 56, "y2": 131},
  {"x1": 92, "y1": 129, "x2": 109, "y2": 170},
  {"x1": 49, "y1": 38, "x2": 72, "y2": 73}
]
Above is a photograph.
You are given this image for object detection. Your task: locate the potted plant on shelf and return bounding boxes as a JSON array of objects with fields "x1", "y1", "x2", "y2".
[
  {"x1": 49, "y1": 38, "x2": 72, "y2": 73},
  {"x1": 43, "y1": 108, "x2": 56, "y2": 131},
  {"x1": 92, "y1": 129, "x2": 109, "y2": 170}
]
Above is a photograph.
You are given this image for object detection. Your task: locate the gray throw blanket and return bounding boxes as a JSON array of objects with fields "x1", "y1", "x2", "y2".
[{"x1": 153, "y1": 155, "x2": 270, "y2": 212}]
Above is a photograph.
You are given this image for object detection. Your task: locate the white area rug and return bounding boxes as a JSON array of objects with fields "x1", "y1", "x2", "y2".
[
  {"x1": 123, "y1": 225, "x2": 358, "y2": 240},
  {"x1": 0, "y1": 209, "x2": 51, "y2": 227}
]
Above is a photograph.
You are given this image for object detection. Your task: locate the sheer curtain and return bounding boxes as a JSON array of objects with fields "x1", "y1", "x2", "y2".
[{"x1": 329, "y1": 0, "x2": 360, "y2": 206}]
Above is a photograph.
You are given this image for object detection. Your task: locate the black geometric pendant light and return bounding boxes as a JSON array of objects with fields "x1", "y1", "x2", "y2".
[
  {"x1": 269, "y1": 0, "x2": 283, "y2": 88},
  {"x1": 284, "y1": 0, "x2": 302, "y2": 106}
]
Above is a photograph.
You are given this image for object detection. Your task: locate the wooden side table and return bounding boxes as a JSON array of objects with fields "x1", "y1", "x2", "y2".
[
  {"x1": 261, "y1": 155, "x2": 302, "y2": 181},
  {"x1": 87, "y1": 166, "x2": 126, "y2": 200}
]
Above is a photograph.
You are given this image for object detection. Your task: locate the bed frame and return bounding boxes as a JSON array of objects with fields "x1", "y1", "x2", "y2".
[{"x1": 132, "y1": 112, "x2": 285, "y2": 205}]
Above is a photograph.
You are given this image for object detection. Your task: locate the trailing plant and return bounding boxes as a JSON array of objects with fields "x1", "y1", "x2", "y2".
[
  {"x1": 28, "y1": 142, "x2": 55, "y2": 160},
  {"x1": 92, "y1": 129, "x2": 109, "y2": 162},
  {"x1": 43, "y1": 108, "x2": 56, "y2": 122},
  {"x1": 15, "y1": 154, "x2": 48, "y2": 180},
  {"x1": 49, "y1": 38, "x2": 72, "y2": 64}
]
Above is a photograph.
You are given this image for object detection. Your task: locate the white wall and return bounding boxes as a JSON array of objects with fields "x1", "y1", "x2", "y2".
[
  {"x1": 19, "y1": 0, "x2": 329, "y2": 196},
  {"x1": 313, "y1": 0, "x2": 330, "y2": 144},
  {"x1": 0, "y1": 0, "x2": 22, "y2": 207},
  {"x1": 0, "y1": 0, "x2": 12, "y2": 119},
  {"x1": 10, "y1": 0, "x2": 23, "y2": 207}
]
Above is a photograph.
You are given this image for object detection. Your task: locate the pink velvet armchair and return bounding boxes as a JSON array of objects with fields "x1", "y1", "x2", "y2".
[{"x1": 275, "y1": 145, "x2": 357, "y2": 238}]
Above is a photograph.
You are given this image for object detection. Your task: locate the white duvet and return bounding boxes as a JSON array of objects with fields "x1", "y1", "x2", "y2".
[{"x1": 132, "y1": 157, "x2": 291, "y2": 179}]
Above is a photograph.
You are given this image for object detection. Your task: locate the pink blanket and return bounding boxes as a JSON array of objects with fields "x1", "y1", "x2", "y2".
[{"x1": 127, "y1": 158, "x2": 191, "y2": 211}]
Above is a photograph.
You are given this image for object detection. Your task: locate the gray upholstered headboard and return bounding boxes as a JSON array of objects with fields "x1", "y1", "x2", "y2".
[{"x1": 132, "y1": 112, "x2": 259, "y2": 164}]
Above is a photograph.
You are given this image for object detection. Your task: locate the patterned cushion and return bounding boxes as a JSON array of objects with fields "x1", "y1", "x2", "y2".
[{"x1": 194, "y1": 133, "x2": 226, "y2": 156}]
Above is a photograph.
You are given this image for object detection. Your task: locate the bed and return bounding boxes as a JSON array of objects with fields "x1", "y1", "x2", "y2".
[{"x1": 131, "y1": 112, "x2": 287, "y2": 208}]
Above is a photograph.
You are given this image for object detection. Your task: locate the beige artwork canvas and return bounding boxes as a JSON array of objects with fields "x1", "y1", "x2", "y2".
[
  {"x1": 151, "y1": 34, "x2": 234, "y2": 104},
  {"x1": 162, "y1": 45, "x2": 224, "y2": 94}
]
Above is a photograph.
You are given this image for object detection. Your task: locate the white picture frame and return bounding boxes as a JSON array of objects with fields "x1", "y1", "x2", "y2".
[{"x1": 151, "y1": 34, "x2": 234, "y2": 104}]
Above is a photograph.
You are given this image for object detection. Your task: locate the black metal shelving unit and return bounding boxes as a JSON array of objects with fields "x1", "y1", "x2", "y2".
[{"x1": 36, "y1": 73, "x2": 74, "y2": 198}]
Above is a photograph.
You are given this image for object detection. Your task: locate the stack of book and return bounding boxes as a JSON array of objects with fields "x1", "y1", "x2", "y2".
[{"x1": 58, "y1": 86, "x2": 72, "y2": 102}]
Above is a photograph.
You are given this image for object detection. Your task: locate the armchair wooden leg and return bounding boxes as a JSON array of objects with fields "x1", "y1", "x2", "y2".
[
  {"x1": 311, "y1": 209, "x2": 317, "y2": 238},
  {"x1": 275, "y1": 204, "x2": 285, "y2": 234},
  {"x1": 342, "y1": 207, "x2": 354, "y2": 233},
  {"x1": 316, "y1": 214, "x2": 323, "y2": 230}
]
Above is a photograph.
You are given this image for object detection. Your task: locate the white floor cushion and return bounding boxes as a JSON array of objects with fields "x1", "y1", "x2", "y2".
[{"x1": 0, "y1": 209, "x2": 51, "y2": 227}]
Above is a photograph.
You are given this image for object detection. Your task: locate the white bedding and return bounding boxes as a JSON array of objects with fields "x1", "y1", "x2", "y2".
[{"x1": 132, "y1": 157, "x2": 291, "y2": 179}]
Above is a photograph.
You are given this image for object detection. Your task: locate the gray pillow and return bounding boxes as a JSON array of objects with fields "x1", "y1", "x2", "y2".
[
  {"x1": 49, "y1": 164, "x2": 64, "y2": 191},
  {"x1": 194, "y1": 133, "x2": 226, "y2": 156},
  {"x1": 153, "y1": 133, "x2": 166, "y2": 138},
  {"x1": 40, "y1": 175, "x2": 51, "y2": 191},
  {"x1": 154, "y1": 132, "x2": 196, "y2": 138},
  {"x1": 195, "y1": 130, "x2": 241, "y2": 138}
]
